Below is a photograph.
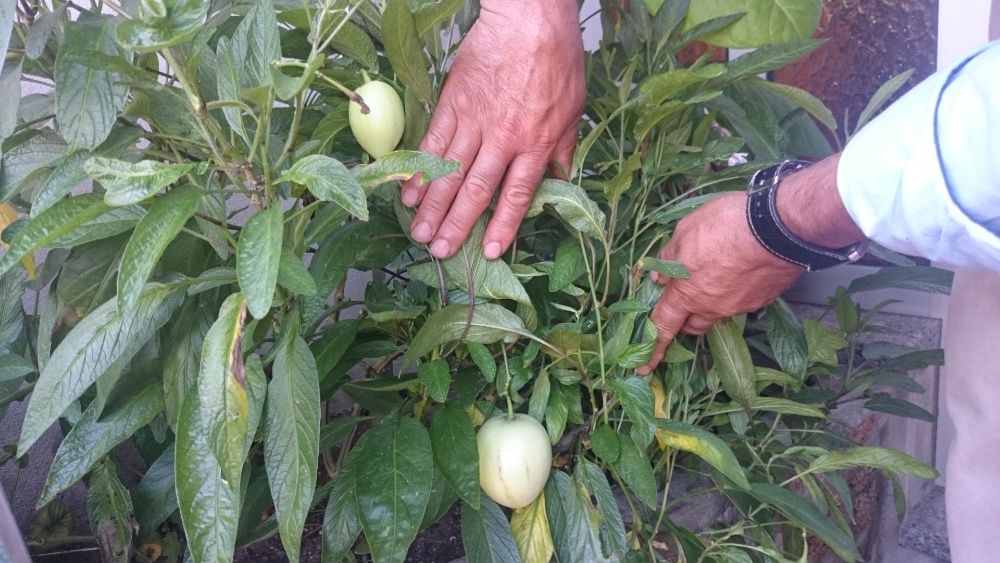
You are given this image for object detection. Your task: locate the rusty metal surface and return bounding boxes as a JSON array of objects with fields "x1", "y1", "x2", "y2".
[{"x1": 774, "y1": 0, "x2": 938, "y2": 138}]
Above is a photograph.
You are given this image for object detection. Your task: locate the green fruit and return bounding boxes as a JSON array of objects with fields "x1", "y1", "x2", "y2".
[
  {"x1": 477, "y1": 413, "x2": 552, "y2": 509},
  {"x1": 349, "y1": 80, "x2": 405, "y2": 159}
]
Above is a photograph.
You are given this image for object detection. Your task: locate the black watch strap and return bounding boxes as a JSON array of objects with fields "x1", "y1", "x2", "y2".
[{"x1": 747, "y1": 160, "x2": 869, "y2": 272}]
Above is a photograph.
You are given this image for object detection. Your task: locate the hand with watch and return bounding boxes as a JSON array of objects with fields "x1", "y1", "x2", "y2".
[{"x1": 637, "y1": 154, "x2": 869, "y2": 375}]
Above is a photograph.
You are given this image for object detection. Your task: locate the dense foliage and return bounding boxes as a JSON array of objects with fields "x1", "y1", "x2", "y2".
[{"x1": 0, "y1": 1, "x2": 949, "y2": 562}]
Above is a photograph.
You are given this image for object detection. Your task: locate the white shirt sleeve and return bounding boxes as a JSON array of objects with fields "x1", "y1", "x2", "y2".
[{"x1": 837, "y1": 41, "x2": 1000, "y2": 271}]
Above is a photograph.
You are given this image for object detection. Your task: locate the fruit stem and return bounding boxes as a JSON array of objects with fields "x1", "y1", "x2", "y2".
[
  {"x1": 316, "y1": 70, "x2": 370, "y2": 114},
  {"x1": 501, "y1": 345, "x2": 515, "y2": 420}
]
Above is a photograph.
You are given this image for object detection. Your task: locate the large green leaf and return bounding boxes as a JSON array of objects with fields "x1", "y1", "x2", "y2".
[
  {"x1": 749, "y1": 482, "x2": 860, "y2": 562},
  {"x1": 707, "y1": 319, "x2": 757, "y2": 414},
  {"x1": 461, "y1": 495, "x2": 520, "y2": 563},
  {"x1": 231, "y1": 0, "x2": 281, "y2": 89},
  {"x1": 526, "y1": 180, "x2": 606, "y2": 240},
  {"x1": 264, "y1": 334, "x2": 321, "y2": 562},
  {"x1": 133, "y1": 446, "x2": 178, "y2": 533},
  {"x1": 55, "y1": 17, "x2": 128, "y2": 149},
  {"x1": 354, "y1": 415, "x2": 433, "y2": 563},
  {"x1": 237, "y1": 206, "x2": 283, "y2": 319},
  {"x1": 118, "y1": 186, "x2": 201, "y2": 312},
  {"x1": 322, "y1": 460, "x2": 362, "y2": 562},
  {"x1": 19, "y1": 284, "x2": 182, "y2": 454},
  {"x1": 611, "y1": 435, "x2": 657, "y2": 509},
  {"x1": 413, "y1": 0, "x2": 466, "y2": 35},
  {"x1": 39, "y1": 383, "x2": 164, "y2": 507},
  {"x1": 402, "y1": 304, "x2": 528, "y2": 368},
  {"x1": 609, "y1": 376, "x2": 656, "y2": 450},
  {"x1": 48, "y1": 205, "x2": 145, "y2": 248},
  {"x1": 418, "y1": 359, "x2": 451, "y2": 403},
  {"x1": 0, "y1": 354, "x2": 33, "y2": 382},
  {"x1": 726, "y1": 39, "x2": 824, "y2": 80},
  {"x1": 510, "y1": 492, "x2": 554, "y2": 563},
  {"x1": 683, "y1": 0, "x2": 822, "y2": 48},
  {"x1": 575, "y1": 459, "x2": 627, "y2": 559},
  {"x1": 174, "y1": 389, "x2": 239, "y2": 563},
  {"x1": 86, "y1": 458, "x2": 134, "y2": 563},
  {"x1": 544, "y1": 471, "x2": 605, "y2": 563},
  {"x1": 197, "y1": 293, "x2": 248, "y2": 488},
  {"x1": 0, "y1": 61, "x2": 20, "y2": 142},
  {"x1": 116, "y1": 0, "x2": 209, "y2": 52},
  {"x1": 806, "y1": 446, "x2": 938, "y2": 479},
  {"x1": 276, "y1": 155, "x2": 368, "y2": 220},
  {"x1": 0, "y1": 1, "x2": 15, "y2": 80},
  {"x1": 214, "y1": 37, "x2": 250, "y2": 149},
  {"x1": 382, "y1": 0, "x2": 434, "y2": 105},
  {"x1": 84, "y1": 157, "x2": 199, "y2": 206},
  {"x1": 354, "y1": 150, "x2": 460, "y2": 190},
  {"x1": 430, "y1": 402, "x2": 480, "y2": 508},
  {"x1": 0, "y1": 194, "x2": 110, "y2": 278},
  {"x1": 846, "y1": 266, "x2": 953, "y2": 295},
  {"x1": 656, "y1": 420, "x2": 750, "y2": 489},
  {"x1": 766, "y1": 300, "x2": 808, "y2": 380}
]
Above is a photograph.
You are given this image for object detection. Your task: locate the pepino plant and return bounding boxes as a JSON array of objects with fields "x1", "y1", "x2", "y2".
[{"x1": 0, "y1": 1, "x2": 948, "y2": 562}]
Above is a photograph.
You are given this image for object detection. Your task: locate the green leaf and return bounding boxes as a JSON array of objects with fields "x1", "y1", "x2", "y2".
[
  {"x1": 431, "y1": 402, "x2": 480, "y2": 508},
  {"x1": 749, "y1": 78, "x2": 836, "y2": 132},
  {"x1": 133, "y1": 446, "x2": 177, "y2": 533},
  {"x1": 846, "y1": 266, "x2": 953, "y2": 295},
  {"x1": 277, "y1": 251, "x2": 317, "y2": 296},
  {"x1": 510, "y1": 492, "x2": 554, "y2": 563},
  {"x1": 265, "y1": 334, "x2": 321, "y2": 562},
  {"x1": 526, "y1": 179, "x2": 606, "y2": 240},
  {"x1": 462, "y1": 495, "x2": 520, "y2": 563},
  {"x1": 590, "y1": 425, "x2": 621, "y2": 464},
  {"x1": 383, "y1": 0, "x2": 434, "y2": 106},
  {"x1": 854, "y1": 69, "x2": 915, "y2": 134},
  {"x1": 0, "y1": 194, "x2": 110, "y2": 278},
  {"x1": 683, "y1": 0, "x2": 822, "y2": 48},
  {"x1": 0, "y1": 0, "x2": 16, "y2": 76},
  {"x1": 197, "y1": 293, "x2": 249, "y2": 488},
  {"x1": 707, "y1": 319, "x2": 757, "y2": 413},
  {"x1": 864, "y1": 396, "x2": 935, "y2": 422},
  {"x1": 544, "y1": 471, "x2": 605, "y2": 563},
  {"x1": 609, "y1": 376, "x2": 656, "y2": 449},
  {"x1": 749, "y1": 482, "x2": 860, "y2": 562},
  {"x1": 277, "y1": 155, "x2": 368, "y2": 220},
  {"x1": 231, "y1": 0, "x2": 281, "y2": 89},
  {"x1": 0, "y1": 61, "x2": 20, "y2": 142},
  {"x1": 118, "y1": 186, "x2": 201, "y2": 312},
  {"x1": 575, "y1": 459, "x2": 628, "y2": 559},
  {"x1": 327, "y1": 21, "x2": 378, "y2": 71},
  {"x1": 726, "y1": 39, "x2": 824, "y2": 80},
  {"x1": 18, "y1": 284, "x2": 182, "y2": 454},
  {"x1": 86, "y1": 458, "x2": 134, "y2": 563},
  {"x1": 83, "y1": 157, "x2": 198, "y2": 206},
  {"x1": 548, "y1": 239, "x2": 585, "y2": 292},
  {"x1": 466, "y1": 343, "x2": 497, "y2": 383},
  {"x1": 413, "y1": 0, "x2": 466, "y2": 35},
  {"x1": 174, "y1": 389, "x2": 239, "y2": 563},
  {"x1": 402, "y1": 304, "x2": 527, "y2": 368},
  {"x1": 40, "y1": 383, "x2": 164, "y2": 507},
  {"x1": 766, "y1": 300, "x2": 808, "y2": 380},
  {"x1": 237, "y1": 206, "x2": 283, "y2": 319},
  {"x1": 354, "y1": 151, "x2": 460, "y2": 189},
  {"x1": 807, "y1": 446, "x2": 937, "y2": 479},
  {"x1": 322, "y1": 461, "x2": 361, "y2": 562},
  {"x1": 55, "y1": 17, "x2": 128, "y2": 149},
  {"x1": 0, "y1": 354, "x2": 34, "y2": 382},
  {"x1": 656, "y1": 420, "x2": 751, "y2": 489},
  {"x1": 1, "y1": 130, "x2": 67, "y2": 200},
  {"x1": 612, "y1": 435, "x2": 658, "y2": 509},
  {"x1": 638, "y1": 257, "x2": 690, "y2": 279},
  {"x1": 418, "y1": 359, "x2": 452, "y2": 403},
  {"x1": 115, "y1": 0, "x2": 208, "y2": 52},
  {"x1": 214, "y1": 37, "x2": 250, "y2": 149},
  {"x1": 803, "y1": 318, "x2": 847, "y2": 366},
  {"x1": 354, "y1": 415, "x2": 433, "y2": 563}
]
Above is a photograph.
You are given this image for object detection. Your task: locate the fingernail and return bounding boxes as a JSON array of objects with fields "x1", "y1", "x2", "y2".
[
  {"x1": 402, "y1": 188, "x2": 418, "y2": 207},
  {"x1": 484, "y1": 241, "x2": 502, "y2": 260},
  {"x1": 650, "y1": 272, "x2": 659, "y2": 283},
  {"x1": 430, "y1": 239, "x2": 450, "y2": 258},
  {"x1": 412, "y1": 222, "x2": 433, "y2": 242},
  {"x1": 637, "y1": 366, "x2": 650, "y2": 376}
]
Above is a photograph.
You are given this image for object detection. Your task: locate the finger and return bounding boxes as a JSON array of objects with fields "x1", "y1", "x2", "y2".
[
  {"x1": 549, "y1": 126, "x2": 576, "y2": 179},
  {"x1": 636, "y1": 289, "x2": 689, "y2": 375},
  {"x1": 650, "y1": 240, "x2": 681, "y2": 285},
  {"x1": 402, "y1": 104, "x2": 458, "y2": 207},
  {"x1": 681, "y1": 315, "x2": 715, "y2": 335},
  {"x1": 429, "y1": 143, "x2": 513, "y2": 259},
  {"x1": 482, "y1": 152, "x2": 548, "y2": 260},
  {"x1": 410, "y1": 129, "x2": 482, "y2": 244}
]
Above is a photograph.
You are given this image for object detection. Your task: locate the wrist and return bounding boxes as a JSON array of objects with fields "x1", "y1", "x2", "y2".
[
  {"x1": 480, "y1": 0, "x2": 578, "y2": 21},
  {"x1": 775, "y1": 154, "x2": 866, "y2": 250}
]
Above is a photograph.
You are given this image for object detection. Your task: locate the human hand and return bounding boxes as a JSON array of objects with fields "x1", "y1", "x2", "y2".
[
  {"x1": 636, "y1": 192, "x2": 805, "y2": 375},
  {"x1": 400, "y1": 0, "x2": 585, "y2": 260}
]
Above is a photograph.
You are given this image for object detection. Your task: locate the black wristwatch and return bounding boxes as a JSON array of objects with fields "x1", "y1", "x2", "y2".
[{"x1": 746, "y1": 160, "x2": 869, "y2": 272}]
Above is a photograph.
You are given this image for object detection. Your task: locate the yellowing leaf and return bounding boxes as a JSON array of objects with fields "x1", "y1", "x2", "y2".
[
  {"x1": 650, "y1": 378, "x2": 670, "y2": 451},
  {"x1": 511, "y1": 493, "x2": 554, "y2": 563}
]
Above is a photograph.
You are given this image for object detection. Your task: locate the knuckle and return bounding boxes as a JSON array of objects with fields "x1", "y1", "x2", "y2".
[
  {"x1": 422, "y1": 129, "x2": 450, "y2": 154},
  {"x1": 464, "y1": 175, "x2": 495, "y2": 201},
  {"x1": 502, "y1": 183, "x2": 536, "y2": 208}
]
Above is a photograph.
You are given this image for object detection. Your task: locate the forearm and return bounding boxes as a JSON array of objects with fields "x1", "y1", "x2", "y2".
[{"x1": 776, "y1": 154, "x2": 865, "y2": 251}]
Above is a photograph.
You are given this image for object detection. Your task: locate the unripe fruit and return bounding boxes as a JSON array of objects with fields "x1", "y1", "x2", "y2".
[
  {"x1": 348, "y1": 80, "x2": 404, "y2": 159},
  {"x1": 477, "y1": 413, "x2": 552, "y2": 509}
]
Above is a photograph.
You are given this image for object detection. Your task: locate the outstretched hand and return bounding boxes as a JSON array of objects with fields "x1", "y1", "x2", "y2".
[
  {"x1": 636, "y1": 192, "x2": 805, "y2": 375},
  {"x1": 400, "y1": 0, "x2": 585, "y2": 260}
]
